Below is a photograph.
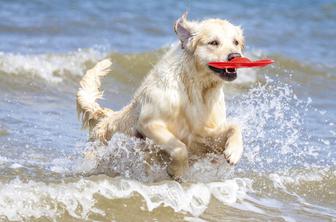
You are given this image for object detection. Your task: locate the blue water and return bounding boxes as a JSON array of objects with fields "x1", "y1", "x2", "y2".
[
  {"x1": 0, "y1": 1, "x2": 335, "y2": 221},
  {"x1": 1, "y1": 0, "x2": 335, "y2": 65}
]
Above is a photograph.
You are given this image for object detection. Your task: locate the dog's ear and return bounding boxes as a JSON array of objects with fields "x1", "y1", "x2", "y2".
[{"x1": 174, "y1": 12, "x2": 194, "y2": 49}]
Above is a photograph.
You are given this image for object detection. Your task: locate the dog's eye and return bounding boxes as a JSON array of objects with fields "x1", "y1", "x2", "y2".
[
  {"x1": 233, "y1": 39, "x2": 239, "y2": 46},
  {"x1": 208, "y1": 40, "x2": 219, "y2": 46}
]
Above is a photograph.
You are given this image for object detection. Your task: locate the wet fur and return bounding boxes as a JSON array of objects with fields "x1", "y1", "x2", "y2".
[{"x1": 77, "y1": 14, "x2": 244, "y2": 180}]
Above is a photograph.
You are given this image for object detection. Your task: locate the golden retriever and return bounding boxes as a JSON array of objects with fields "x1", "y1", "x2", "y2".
[{"x1": 77, "y1": 12, "x2": 244, "y2": 180}]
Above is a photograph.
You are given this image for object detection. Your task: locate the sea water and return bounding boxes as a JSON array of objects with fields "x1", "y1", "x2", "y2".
[{"x1": 0, "y1": 1, "x2": 335, "y2": 221}]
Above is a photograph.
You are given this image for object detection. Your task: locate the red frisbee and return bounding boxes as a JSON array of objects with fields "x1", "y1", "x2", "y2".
[{"x1": 208, "y1": 57, "x2": 274, "y2": 69}]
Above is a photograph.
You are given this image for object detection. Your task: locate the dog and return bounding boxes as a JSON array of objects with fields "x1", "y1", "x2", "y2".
[{"x1": 77, "y1": 12, "x2": 244, "y2": 180}]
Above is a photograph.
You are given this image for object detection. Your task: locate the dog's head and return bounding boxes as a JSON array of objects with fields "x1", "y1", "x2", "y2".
[{"x1": 174, "y1": 12, "x2": 245, "y2": 82}]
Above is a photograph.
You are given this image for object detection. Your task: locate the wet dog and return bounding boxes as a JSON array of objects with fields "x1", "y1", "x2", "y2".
[{"x1": 77, "y1": 13, "x2": 244, "y2": 180}]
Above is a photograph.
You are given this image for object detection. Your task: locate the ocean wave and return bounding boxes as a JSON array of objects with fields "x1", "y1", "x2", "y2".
[
  {"x1": 0, "y1": 47, "x2": 261, "y2": 86},
  {"x1": 268, "y1": 167, "x2": 336, "y2": 203},
  {"x1": 2, "y1": 46, "x2": 333, "y2": 93},
  {"x1": 1, "y1": 168, "x2": 335, "y2": 221},
  {"x1": 5, "y1": 45, "x2": 330, "y2": 91},
  {"x1": 0, "y1": 176, "x2": 252, "y2": 221},
  {"x1": 267, "y1": 53, "x2": 336, "y2": 82},
  {"x1": 0, "y1": 48, "x2": 105, "y2": 82}
]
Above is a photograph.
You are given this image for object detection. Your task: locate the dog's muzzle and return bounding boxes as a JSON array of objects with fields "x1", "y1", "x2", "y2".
[
  {"x1": 208, "y1": 53, "x2": 241, "y2": 81},
  {"x1": 208, "y1": 66, "x2": 237, "y2": 81}
]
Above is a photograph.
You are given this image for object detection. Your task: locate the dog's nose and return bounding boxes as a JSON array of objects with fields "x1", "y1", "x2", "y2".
[{"x1": 227, "y1": 53, "x2": 241, "y2": 61}]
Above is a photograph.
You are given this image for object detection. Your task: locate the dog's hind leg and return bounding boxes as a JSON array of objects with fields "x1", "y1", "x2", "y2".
[{"x1": 91, "y1": 103, "x2": 138, "y2": 143}]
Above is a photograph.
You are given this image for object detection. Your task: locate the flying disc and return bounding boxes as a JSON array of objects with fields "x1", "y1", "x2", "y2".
[{"x1": 208, "y1": 57, "x2": 274, "y2": 69}]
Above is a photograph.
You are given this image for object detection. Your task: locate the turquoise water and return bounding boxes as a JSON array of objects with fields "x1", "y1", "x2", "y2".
[{"x1": 0, "y1": 1, "x2": 335, "y2": 221}]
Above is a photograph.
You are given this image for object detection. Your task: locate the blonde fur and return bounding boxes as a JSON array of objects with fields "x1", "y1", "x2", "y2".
[
  {"x1": 77, "y1": 14, "x2": 244, "y2": 180},
  {"x1": 77, "y1": 59, "x2": 112, "y2": 128}
]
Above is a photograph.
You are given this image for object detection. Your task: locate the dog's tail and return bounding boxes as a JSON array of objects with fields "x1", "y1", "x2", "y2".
[{"x1": 76, "y1": 59, "x2": 112, "y2": 129}]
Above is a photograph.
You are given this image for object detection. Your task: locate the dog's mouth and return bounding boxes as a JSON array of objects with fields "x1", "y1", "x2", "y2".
[{"x1": 208, "y1": 66, "x2": 237, "y2": 81}]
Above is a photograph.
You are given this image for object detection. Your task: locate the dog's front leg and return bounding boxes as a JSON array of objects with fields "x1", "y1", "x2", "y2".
[
  {"x1": 221, "y1": 123, "x2": 243, "y2": 165},
  {"x1": 193, "y1": 124, "x2": 244, "y2": 165},
  {"x1": 139, "y1": 121, "x2": 188, "y2": 180},
  {"x1": 189, "y1": 124, "x2": 243, "y2": 165}
]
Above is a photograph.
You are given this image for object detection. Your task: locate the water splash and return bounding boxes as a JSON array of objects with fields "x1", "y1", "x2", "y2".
[{"x1": 228, "y1": 76, "x2": 319, "y2": 171}]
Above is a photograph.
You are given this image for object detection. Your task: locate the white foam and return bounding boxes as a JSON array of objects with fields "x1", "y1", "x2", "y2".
[
  {"x1": 184, "y1": 216, "x2": 208, "y2": 222},
  {"x1": 9, "y1": 163, "x2": 23, "y2": 169},
  {"x1": 0, "y1": 156, "x2": 9, "y2": 165},
  {"x1": 0, "y1": 48, "x2": 105, "y2": 82},
  {"x1": 0, "y1": 177, "x2": 252, "y2": 220},
  {"x1": 269, "y1": 170, "x2": 324, "y2": 189}
]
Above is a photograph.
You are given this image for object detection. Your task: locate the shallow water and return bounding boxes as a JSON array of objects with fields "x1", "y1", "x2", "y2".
[{"x1": 0, "y1": 0, "x2": 335, "y2": 221}]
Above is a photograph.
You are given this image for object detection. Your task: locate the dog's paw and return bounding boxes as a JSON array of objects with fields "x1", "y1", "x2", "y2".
[
  {"x1": 167, "y1": 168, "x2": 184, "y2": 183},
  {"x1": 224, "y1": 141, "x2": 243, "y2": 165}
]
